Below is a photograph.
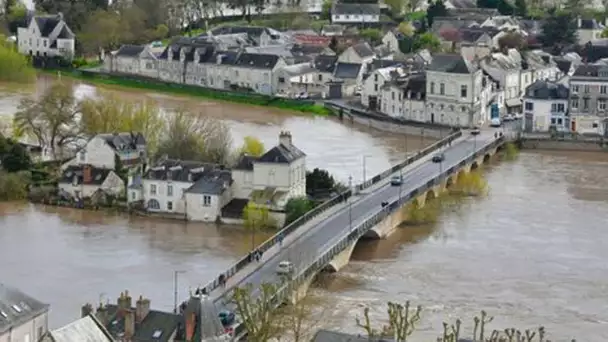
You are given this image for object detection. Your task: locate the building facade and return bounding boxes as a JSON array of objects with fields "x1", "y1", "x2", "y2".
[
  {"x1": 569, "y1": 64, "x2": 608, "y2": 135},
  {"x1": 0, "y1": 283, "x2": 49, "y2": 342},
  {"x1": 17, "y1": 14, "x2": 75, "y2": 59},
  {"x1": 523, "y1": 80, "x2": 570, "y2": 132}
]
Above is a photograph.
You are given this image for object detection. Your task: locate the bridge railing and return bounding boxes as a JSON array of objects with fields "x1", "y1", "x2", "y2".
[
  {"x1": 202, "y1": 129, "x2": 462, "y2": 296},
  {"x1": 232, "y1": 136, "x2": 505, "y2": 340}
]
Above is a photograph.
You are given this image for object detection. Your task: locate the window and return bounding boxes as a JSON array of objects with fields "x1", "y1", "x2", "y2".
[
  {"x1": 167, "y1": 185, "x2": 173, "y2": 196},
  {"x1": 440, "y1": 83, "x2": 445, "y2": 95},
  {"x1": 584, "y1": 85, "x2": 590, "y2": 93},
  {"x1": 131, "y1": 191, "x2": 136, "y2": 200},
  {"x1": 43, "y1": 40, "x2": 46, "y2": 48},
  {"x1": 524, "y1": 102, "x2": 533, "y2": 111},
  {"x1": 374, "y1": 74, "x2": 378, "y2": 82},
  {"x1": 152, "y1": 330, "x2": 163, "y2": 338},
  {"x1": 551, "y1": 103, "x2": 557, "y2": 112},
  {"x1": 235, "y1": 70, "x2": 239, "y2": 77},
  {"x1": 599, "y1": 99, "x2": 606, "y2": 110},
  {"x1": 203, "y1": 195, "x2": 211, "y2": 207},
  {"x1": 557, "y1": 118, "x2": 563, "y2": 125},
  {"x1": 391, "y1": 91, "x2": 395, "y2": 100},
  {"x1": 79, "y1": 152, "x2": 85, "y2": 161},
  {"x1": 601, "y1": 86, "x2": 607, "y2": 94},
  {"x1": 572, "y1": 85, "x2": 579, "y2": 93},
  {"x1": 147, "y1": 199, "x2": 160, "y2": 209},
  {"x1": 583, "y1": 98, "x2": 589, "y2": 110},
  {"x1": 557, "y1": 103, "x2": 565, "y2": 112},
  {"x1": 318, "y1": 74, "x2": 322, "y2": 82},
  {"x1": 374, "y1": 84, "x2": 378, "y2": 91},
  {"x1": 150, "y1": 184, "x2": 157, "y2": 195},
  {"x1": 167, "y1": 201, "x2": 173, "y2": 211},
  {"x1": 551, "y1": 118, "x2": 556, "y2": 124},
  {"x1": 430, "y1": 82, "x2": 435, "y2": 94},
  {"x1": 571, "y1": 99, "x2": 579, "y2": 109},
  {"x1": 460, "y1": 85, "x2": 467, "y2": 98},
  {"x1": 592, "y1": 122, "x2": 599, "y2": 128}
]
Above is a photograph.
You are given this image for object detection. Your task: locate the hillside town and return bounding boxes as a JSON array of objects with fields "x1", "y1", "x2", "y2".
[{"x1": 1, "y1": 0, "x2": 608, "y2": 341}]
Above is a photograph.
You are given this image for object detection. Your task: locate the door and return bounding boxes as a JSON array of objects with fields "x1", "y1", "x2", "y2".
[
  {"x1": 571, "y1": 119, "x2": 576, "y2": 132},
  {"x1": 430, "y1": 113, "x2": 435, "y2": 123},
  {"x1": 524, "y1": 113, "x2": 533, "y2": 132}
]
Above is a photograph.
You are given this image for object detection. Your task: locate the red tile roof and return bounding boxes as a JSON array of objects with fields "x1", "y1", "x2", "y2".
[{"x1": 293, "y1": 34, "x2": 332, "y2": 46}]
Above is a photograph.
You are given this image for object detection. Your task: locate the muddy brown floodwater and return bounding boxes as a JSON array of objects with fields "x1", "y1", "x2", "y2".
[{"x1": 1, "y1": 78, "x2": 608, "y2": 341}]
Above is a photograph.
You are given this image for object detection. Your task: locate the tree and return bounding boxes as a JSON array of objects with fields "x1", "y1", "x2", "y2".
[
  {"x1": 384, "y1": 0, "x2": 404, "y2": 15},
  {"x1": 601, "y1": 26, "x2": 608, "y2": 38},
  {"x1": 0, "y1": 35, "x2": 35, "y2": 84},
  {"x1": 239, "y1": 136, "x2": 265, "y2": 157},
  {"x1": 321, "y1": 0, "x2": 332, "y2": 20},
  {"x1": 14, "y1": 82, "x2": 81, "y2": 159},
  {"x1": 306, "y1": 168, "x2": 337, "y2": 196},
  {"x1": 284, "y1": 197, "x2": 315, "y2": 226},
  {"x1": 6, "y1": 2, "x2": 27, "y2": 34},
  {"x1": 539, "y1": 8, "x2": 578, "y2": 47},
  {"x1": 498, "y1": 32, "x2": 526, "y2": 50},
  {"x1": 78, "y1": 9, "x2": 125, "y2": 57},
  {"x1": 476, "y1": 0, "x2": 514, "y2": 15},
  {"x1": 356, "y1": 301, "x2": 422, "y2": 341},
  {"x1": 514, "y1": 0, "x2": 527, "y2": 17},
  {"x1": 155, "y1": 109, "x2": 232, "y2": 164},
  {"x1": 0, "y1": 171, "x2": 29, "y2": 201},
  {"x1": 276, "y1": 295, "x2": 325, "y2": 342},
  {"x1": 79, "y1": 93, "x2": 164, "y2": 154},
  {"x1": 414, "y1": 32, "x2": 441, "y2": 52},
  {"x1": 243, "y1": 201, "x2": 275, "y2": 230},
  {"x1": 34, "y1": 0, "x2": 109, "y2": 33},
  {"x1": 426, "y1": 0, "x2": 447, "y2": 29},
  {"x1": 397, "y1": 22, "x2": 415, "y2": 37},
  {"x1": 231, "y1": 283, "x2": 282, "y2": 342},
  {"x1": 0, "y1": 136, "x2": 32, "y2": 173},
  {"x1": 360, "y1": 28, "x2": 382, "y2": 45}
]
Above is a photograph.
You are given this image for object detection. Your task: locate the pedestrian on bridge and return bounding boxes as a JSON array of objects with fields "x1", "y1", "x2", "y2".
[
  {"x1": 278, "y1": 233, "x2": 284, "y2": 247},
  {"x1": 219, "y1": 274, "x2": 226, "y2": 288}
]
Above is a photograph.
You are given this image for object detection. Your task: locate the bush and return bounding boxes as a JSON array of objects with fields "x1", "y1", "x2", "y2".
[
  {"x1": 0, "y1": 37, "x2": 35, "y2": 84},
  {"x1": 284, "y1": 197, "x2": 316, "y2": 226},
  {"x1": 0, "y1": 171, "x2": 30, "y2": 201}
]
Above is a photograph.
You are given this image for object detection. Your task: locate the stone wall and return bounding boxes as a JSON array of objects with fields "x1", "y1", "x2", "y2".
[{"x1": 519, "y1": 139, "x2": 608, "y2": 152}]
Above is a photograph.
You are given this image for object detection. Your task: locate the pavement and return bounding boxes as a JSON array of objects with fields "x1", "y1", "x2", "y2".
[{"x1": 208, "y1": 129, "x2": 501, "y2": 311}]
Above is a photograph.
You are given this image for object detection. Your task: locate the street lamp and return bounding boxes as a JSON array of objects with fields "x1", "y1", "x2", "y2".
[
  {"x1": 398, "y1": 168, "x2": 403, "y2": 204},
  {"x1": 349, "y1": 175, "x2": 355, "y2": 231},
  {"x1": 173, "y1": 270, "x2": 186, "y2": 313},
  {"x1": 362, "y1": 155, "x2": 371, "y2": 183}
]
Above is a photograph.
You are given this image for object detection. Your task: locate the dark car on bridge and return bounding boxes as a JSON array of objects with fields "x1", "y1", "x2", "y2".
[
  {"x1": 390, "y1": 175, "x2": 403, "y2": 186},
  {"x1": 432, "y1": 153, "x2": 445, "y2": 163},
  {"x1": 218, "y1": 309, "x2": 235, "y2": 326}
]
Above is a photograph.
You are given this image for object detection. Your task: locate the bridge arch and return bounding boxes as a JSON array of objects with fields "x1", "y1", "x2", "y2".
[
  {"x1": 470, "y1": 161, "x2": 479, "y2": 171},
  {"x1": 445, "y1": 176, "x2": 454, "y2": 188},
  {"x1": 483, "y1": 154, "x2": 491, "y2": 164},
  {"x1": 426, "y1": 189, "x2": 438, "y2": 202}
]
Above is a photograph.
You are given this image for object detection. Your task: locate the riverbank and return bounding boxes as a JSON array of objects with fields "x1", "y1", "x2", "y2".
[
  {"x1": 518, "y1": 132, "x2": 608, "y2": 152},
  {"x1": 38, "y1": 68, "x2": 331, "y2": 116}
]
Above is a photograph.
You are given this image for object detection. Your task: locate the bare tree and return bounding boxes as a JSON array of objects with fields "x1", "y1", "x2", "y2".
[
  {"x1": 356, "y1": 301, "x2": 422, "y2": 342},
  {"x1": 231, "y1": 283, "x2": 283, "y2": 342},
  {"x1": 155, "y1": 108, "x2": 232, "y2": 163},
  {"x1": 13, "y1": 81, "x2": 81, "y2": 159},
  {"x1": 277, "y1": 294, "x2": 326, "y2": 342}
]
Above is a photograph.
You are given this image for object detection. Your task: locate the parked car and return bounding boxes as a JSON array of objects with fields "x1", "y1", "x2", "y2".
[
  {"x1": 218, "y1": 310, "x2": 235, "y2": 326},
  {"x1": 276, "y1": 260, "x2": 294, "y2": 275},
  {"x1": 503, "y1": 114, "x2": 515, "y2": 122},
  {"x1": 295, "y1": 92, "x2": 309, "y2": 99},
  {"x1": 390, "y1": 175, "x2": 403, "y2": 186},
  {"x1": 432, "y1": 153, "x2": 445, "y2": 163},
  {"x1": 490, "y1": 117, "x2": 502, "y2": 127},
  {"x1": 471, "y1": 127, "x2": 481, "y2": 135}
]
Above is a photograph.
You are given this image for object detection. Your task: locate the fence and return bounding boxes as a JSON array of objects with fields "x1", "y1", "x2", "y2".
[
  {"x1": 202, "y1": 130, "x2": 462, "y2": 297},
  {"x1": 231, "y1": 136, "x2": 505, "y2": 340}
]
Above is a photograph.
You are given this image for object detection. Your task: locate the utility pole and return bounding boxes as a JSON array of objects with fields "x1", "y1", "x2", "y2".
[
  {"x1": 173, "y1": 270, "x2": 186, "y2": 313},
  {"x1": 362, "y1": 156, "x2": 369, "y2": 184},
  {"x1": 349, "y1": 175, "x2": 353, "y2": 231},
  {"x1": 398, "y1": 168, "x2": 403, "y2": 204}
]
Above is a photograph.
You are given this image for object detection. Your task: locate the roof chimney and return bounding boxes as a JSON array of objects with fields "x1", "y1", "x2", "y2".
[
  {"x1": 81, "y1": 303, "x2": 93, "y2": 318},
  {"x1": 83, "y1": 165, "x2": 92, "y2": 184},
  {"x1": 135, "y1": 295, "x2": 151, "y2": 324},
  {"x1": 124, "y1": 309, "x2": 135, "y2": 340},
  {"x1": 279, "y1": 131, "x2": 292, "y2": 147}
]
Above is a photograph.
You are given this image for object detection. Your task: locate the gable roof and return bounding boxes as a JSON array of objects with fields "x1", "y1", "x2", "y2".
[
  {"x1": 351, "y1": 42, "x2": 374, "y2": 58},
  {"x1": 144, "y1": 159, "x2": 223, "y2": 182},
  {"x1": 234, "y1": 53, "x2": 280, "y2": 69},
  {"x1": 103, "y1": 304, "x2": 180, "y2": 342},
  {"x1": 257, "y1": 142, "x2": 305, "y2": 164},
  {"x1": 234, "y1": 154, "x2": 256, "y2": 171},
  {"x1": 0, "y1": 283, "x2": 49, "y2": 334},
  {"x1": 334, "y1": 62, "x2": 363, "y2": 79},
  {"x1": 185, "y1": 170, "x2": 232, "y2": 195},
  {"x1": 33, "y1": 15, "x2": 61, "y2": 37},
  {"x1": 56, "y1": 24, "x2": 74, "y2": 39},
  {"x1": 59, "y1": 165, "x2": 112, "y2": 186},
  {"x1": 427, "y1": 53, "x2": 477, "y2": 74},
  {"x1": 47, "y1": 314, "x2": 114, "y2": 342},
  {"x1": 115, "y1": 45, "x2": 146, "y2": 57},
  {"x1": 96, "y1": 132, "x2": 146, "y2": 152},
  {"x1": 524, "y1": 80, "x2": 569, "y2": 100},
  {"x1": 314, "y1": 55, "x2": 339, "y2": 73}
]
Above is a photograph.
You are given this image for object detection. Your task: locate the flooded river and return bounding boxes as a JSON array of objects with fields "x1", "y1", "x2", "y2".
[{"x1": 1, "y1": 78, "x2": 607, "y2": 340}]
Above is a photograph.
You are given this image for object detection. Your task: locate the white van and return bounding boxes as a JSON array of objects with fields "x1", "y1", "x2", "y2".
[{"x1": 490, "y1": 117, "x2": 502, "y2": 127}]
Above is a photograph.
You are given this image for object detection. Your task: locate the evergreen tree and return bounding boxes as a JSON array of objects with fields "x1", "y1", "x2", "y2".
[
  {"x1": 539, "y1": 8, "x2": 578, "y2": 47},
  {"x1": 426, "y1": 0, "x2": 447, "y2": 29},
  {"x1": 514, "y1": 0, "x2": 527, "y2": 17}
]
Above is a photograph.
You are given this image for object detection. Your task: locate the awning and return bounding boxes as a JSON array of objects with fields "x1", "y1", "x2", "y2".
[{"x1": 505, "y1": 98, "x2": 522, "y2": 108}]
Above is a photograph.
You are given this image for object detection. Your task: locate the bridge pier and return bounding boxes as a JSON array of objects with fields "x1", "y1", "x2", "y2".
[
  {"x1": 325, "y1": 241, "x2": 358, "y2": 272},
  {"x1": 287, "y1": 273, "x2": 316, "y2": 305}
]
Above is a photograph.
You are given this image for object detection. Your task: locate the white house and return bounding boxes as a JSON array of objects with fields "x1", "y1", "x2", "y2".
[
  {"x1": 0, "y1": 283, "x2": 50, "y2": 342},
  {"x1": 480, "y1": 50, "x2": 523, "y2": 114},
  {"x1": 230, "y1": 53, "x2": 287, "y2": 95},
  {"x1": 333, "y1": 62, "x2": 364, "y2": 97},
  {"x1": 62, "y1": 132, "x2": 147, "y2": 171},
  {"x1": 135, "y1": 159, "x2": 232, "y2": 222},
  {"x1": 331, "y1": 2, "x2": 380, "y2": 25},
  {"x1": 338, "y1": 42, "x2": 375, "y2": 64},
  {"x1": 425, "y1": 53, "x2": 484, "y2": 127},
  {"x1": 41, "y1": 314, "x2": 114, "y2": 342},
  {"x1": 361, "y1": 65, "x2": 407, "y2": 109},
  {"x1": 17, "y1": 13, "x2": 75, "y2": 59},
  {"x1": 275, "y1": 63, "x2": 318, "y2": 97},
  {"x1": 58, "y1": 165, "x2": 125, "y2": 199},
  {"x1": 103, "y1": 44, "x2": 159, "y2": 79},
  {"x1": 575, "y1": 18, "x2": 605, "y2": 45},
  {"x1": 380, "y1": 72, "x2": 426, "y2": 120},
  {"x1": 522, "y1": 80, "x2": 570, "y2": 132}
]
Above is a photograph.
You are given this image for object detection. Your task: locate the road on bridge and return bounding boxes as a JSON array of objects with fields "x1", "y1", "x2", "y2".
[{"x1": 210, "y1": 129, "x2": 501, "y2": 313}]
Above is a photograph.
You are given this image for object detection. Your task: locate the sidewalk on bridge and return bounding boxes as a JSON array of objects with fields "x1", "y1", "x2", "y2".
[{"x1": 208, "y1": 133, "x2": 471, "y2": 302}]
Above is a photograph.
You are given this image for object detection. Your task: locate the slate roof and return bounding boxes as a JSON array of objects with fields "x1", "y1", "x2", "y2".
[
  {"x1": 257, "y1": 142, "x2": 306, "y2": 164},
  {"x1": 47, "y1": 314, "x2": 114, "y2": 342},
  {"x1": 97, "y1": 132, "x2": 146, "y2": 152},
  {"x1": 314, "y1": 55, "x2": 339, "y2": 73},
  {"x1": 115, "y1": 45, "x2": 146, "y2": 57},
  {"x1": 185, "y1": 170, "x2": 231, "y2": 195},
  {"x1": 554, "y1": 58, "x2": 573, "y2": 74},
  {"x1": 367, "y1": 58, "x2": 403, "y2": 72},
  {"x1": 210, "y1": 25, "x2": 277, "y2": 38},
  {"x1": 0, "y1": 283, "x2": 49, "y2": 334},
  {"x1": 233, "y1": 154, "x2": 256, "y2": 171},
  {"x1": 571, "y1": 63, "x2": 608, "y2": 77},
  {"x1": 334, "y1": 62, "x2": 363, "y2": 79},
  {"x1": 459, "y1": 29, "x2": 488, "y2": 43},
  {"x1": 291, "y1": 43, "x2": 328, "y2": 56},
  {"x1": 352, "y1": 42, "x2": 374, "y2": 58},
  {"x1": 33, "y1": 15, "x2": 61, "y2": 37},
  {"x1": 524, "y1": 80, "x2": 569, "y2": 100},
  {"x1": 234, "y1": 53, "x2": 280, "y2": 69},
  {"x1": 427, "y1": 54, "x2": 477, "y2": 74},
  {"x1": 59, "y1": 165, "x2": 112, "y2": 186},
  {"x1": 103, "y1": 304, "x2": 180, "y2": 342},
  {"x1": 56, "y1": 24, "x2": 74, "y2": 39},
  {"x1": 145, "y1": 159, "x2": 218, "y2": 182},
  {"x1": 332, "y1": 3, "x2": 380, "y2": 15}
]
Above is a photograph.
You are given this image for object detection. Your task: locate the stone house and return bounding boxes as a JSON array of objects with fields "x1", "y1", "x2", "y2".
[
  {"x1": 480, "y1": 50, "x2": 524, "y2": 115},
  {"x1": 338, "y1": 42, "x2": 375, "y2": 64},
  {"x1": 275, "y1": 63, "x2": 319, "y2": 97},
  {"x1": 103, "y1": 44, "x2": 159, "y2": 79},
  {"x1": 379, "y1": 72, "x2": 426, "y2": 120},
  {"x1": 17, "y1": 13, "x2": 75, "y2": 59},
  {"x1": 361, "y1": 65, "x2": 407, "y2": 109},
  {"x1": 438, "y1": 27, "x2": 493, "y2": 54},
  {"x1": 313, "y1": 55, "x2": 339, "y2": 91},
  {"x1": 425, "y1": 53, "x2": 484, "y2": 127},
  {"x1": 568, "y1": 64, "x2": 608, "y2": 135},
  {"x1": 62, "y1": 132, "x2": 147, "y2": 171},
  {"x1": 381, "y1": 30, "x2": 408, "y2": 54},
  {"x1": 58, "y1": 165, "x2": 125, "y2": 199},
  {"x1": 0, "y1": 283, "x2": 50, "y2": 342},
  {"x1": 522, "y1": 80, "x2": 569, "y2": 132},
  {"x1": 331, "y1": 2, "x2": 380, "y2": 25},
  {"x1": 231, "y1": 53, "x2": 287, "y2": 95}
]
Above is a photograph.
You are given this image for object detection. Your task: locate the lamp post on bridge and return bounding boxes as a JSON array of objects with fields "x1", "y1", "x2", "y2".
[
  {"x1": 173, "y1": 270, "x2": 186, "y2": 313},
  {"x1": 362, "y1": 155, "x2": 370, "y2": 184},
  {"x1": 348, "y1": 175, "x2": 353, "y2": 232}
]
